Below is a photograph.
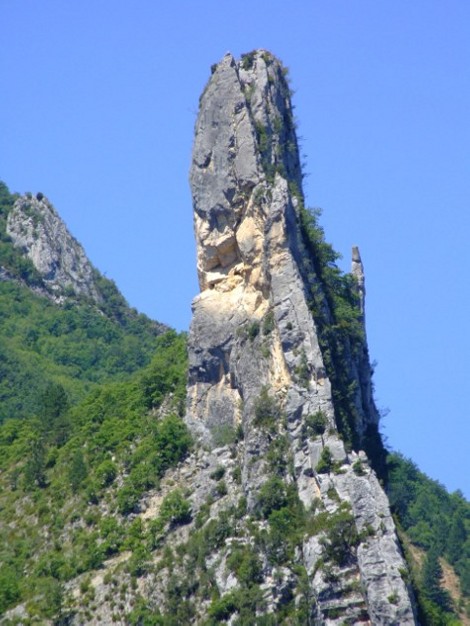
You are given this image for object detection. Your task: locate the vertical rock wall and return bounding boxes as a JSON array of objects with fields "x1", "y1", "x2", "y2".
[{"x1": 185, "y1": 51, "x2": 417, "y2": 624}]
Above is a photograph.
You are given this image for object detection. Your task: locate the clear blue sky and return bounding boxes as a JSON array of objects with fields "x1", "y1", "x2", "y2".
[{"x1": 2, "y1": 1, "x2": 469, "y2": 498}]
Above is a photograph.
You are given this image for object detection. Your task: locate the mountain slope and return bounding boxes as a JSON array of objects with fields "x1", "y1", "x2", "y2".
[
  {"x1": 0, "y1": 330, "x2": 189, "y2": 620},
  {"x1": 387, "y1": 453, "x2": 470, "y2": 624},
  {"x1": 0, "y1": 182, "x2": 189, "y2": 620},
  {"x1": 0, "y1": 51, "x2": 468, "y2": 626},
  {"x1": 0, "y1": 181, "x2": 167, "y2": 423}
]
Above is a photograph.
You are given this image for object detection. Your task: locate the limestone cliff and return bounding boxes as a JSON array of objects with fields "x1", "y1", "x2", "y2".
[
  {"x1": 6, "y1": 193, "x2": 100, "y2": 300},
  {"x1": 2, "y1": 51, "x2": 419, "y2": 626},
  {"x1": 182, "y1": 51, "x2": 417, "y2": 624}
]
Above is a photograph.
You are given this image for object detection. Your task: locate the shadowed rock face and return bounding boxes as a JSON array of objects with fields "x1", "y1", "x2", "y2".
[{"x1": 186, "y1": 50, "x2": 417, "y2": 624}]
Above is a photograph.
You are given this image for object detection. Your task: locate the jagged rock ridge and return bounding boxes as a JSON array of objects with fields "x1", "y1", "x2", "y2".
[
  {"x1": 183, "y1": 51, "x2": 417, "y2": 624},
  {"x1": 6, "y1": 193, "x2": 101, "y2": 300}
]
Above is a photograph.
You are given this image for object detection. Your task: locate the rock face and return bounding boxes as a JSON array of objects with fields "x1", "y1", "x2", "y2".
[
  {"x1": 6, "y1": 193, "x2": 100, "y2": 300},
  {"x1": 2, "y1": 51, "x2": 419, "y2": 626},
  {"x1": 184, "y1": 51, "x2": 417, "y2": 624}
]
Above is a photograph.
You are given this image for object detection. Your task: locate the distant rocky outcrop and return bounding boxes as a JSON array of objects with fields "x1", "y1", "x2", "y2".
[{"x1": 6, "y1": 193, "x2": 100, "y2": 301}]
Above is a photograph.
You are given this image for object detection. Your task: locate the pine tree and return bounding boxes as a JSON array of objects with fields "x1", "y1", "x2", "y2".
[
  {"x1": 68, "y1": 449, "x2": 87, "y2": 492},
  {"x1": 447, "y1": 514, "x2": 466, "y2": 564},
  {"x1": 24, "y1": 432, "x2": 46, "y2": 488},
  {"x1": 38, "y1": 382, "x2": 71, "y2": 445},
  {"x1": 421, "y1": 548, "x2": 452, "y2": 613}
]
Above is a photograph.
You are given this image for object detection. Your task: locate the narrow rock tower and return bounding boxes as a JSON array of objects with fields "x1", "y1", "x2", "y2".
[{"x1": 182, "y1": 50, "x2": 416, "y2": 624}]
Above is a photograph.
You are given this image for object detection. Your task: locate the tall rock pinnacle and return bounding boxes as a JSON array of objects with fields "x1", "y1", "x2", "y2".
[{"x1": 184, "y1": 50, "x2": 416, "y2": 624}]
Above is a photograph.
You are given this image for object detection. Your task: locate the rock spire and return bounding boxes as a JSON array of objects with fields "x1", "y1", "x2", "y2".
[{"x1": 184, "y1": 50, "x2": 417, "y2": 624}]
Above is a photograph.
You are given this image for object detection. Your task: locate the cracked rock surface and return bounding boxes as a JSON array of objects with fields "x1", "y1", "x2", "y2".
[
  {"x1": 184, "y1": 50, "x2": 417, "y2": 624},
  {"x1": 35, "y1": 50, "x2": 418, "y2": 626},
  {"x1": 6, "y1": 194, "x2": 100, "y2": 300}
]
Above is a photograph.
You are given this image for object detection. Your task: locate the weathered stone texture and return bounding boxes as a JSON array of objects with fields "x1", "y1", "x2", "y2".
[
  {"x1": 185, "y1": 50, "x2": 417, "y2": 624},
  {"x1": 30, "y1": 50, "x2": 417, "y2": 626},
  {"x1": 6, "y1": 194, "x2": 100, "y2": 300}
]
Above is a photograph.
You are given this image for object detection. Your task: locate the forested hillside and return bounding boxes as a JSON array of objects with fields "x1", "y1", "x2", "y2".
[
  {"x1": 0, "y1": 330, "x2": 189, "y2": 620},
  {"x1": 388, "y1": 453, "x2": 470, "y2": 624},
  {"x1": 0, "y1": 163, "x2": 468, "y2": 624},
  {"x1": 0, "y1": 181, "x2": 166, "y2": 423}
]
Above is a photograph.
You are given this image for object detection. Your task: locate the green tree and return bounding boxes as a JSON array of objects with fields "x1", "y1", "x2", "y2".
[
  {"x1": 446, "y1": 514, "x2": 466, "y2": 564},
  {"x1": 38, "y1": 381, "x2": 71, "y2": 445},
  {"x1": 256, "y1": 476, "x2": 288, "y2": 518},
  {"x1": 159, "y1": 489, "x2": 192, "y2": 526},
  {"x1": 0, "y1": 566, "x2": 20, "y2": 614},
  {"x1": 302, "y1": 410, "x2": 327, "y2": 442},
  {"x1": 320, "y1": 507, "x2": 359, "y2": 567},
  {"x1": 316, "y1": 446, "x2": 333, "y2": 474},
  {"x1": 421, "y1": 548, "x2": 452, "y2": 612},
  {"x1": 254, "y1": 387, "x2": 281, "y2": 431},
  {"x1": 227, "y1": 547, "x2": 263, "y2": 586},
  {"x1": 24, "y1": 431, "x2": 47, "y2": 488},
  {"x1": 68, "y1": 449, "x2": 87, "y2": 492},
  {"x1": 39, "y1": 381, "x2": 69, "y2": 422},
  {"x1": 31, "y1": 577, "x2": 64, "y2": 620},
  {"x1": 95, "y1": 459, "x2": 117, "y2": 487},
  {"x1": 153, "y1": 414, "x2": 191, "y2": 475}
]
